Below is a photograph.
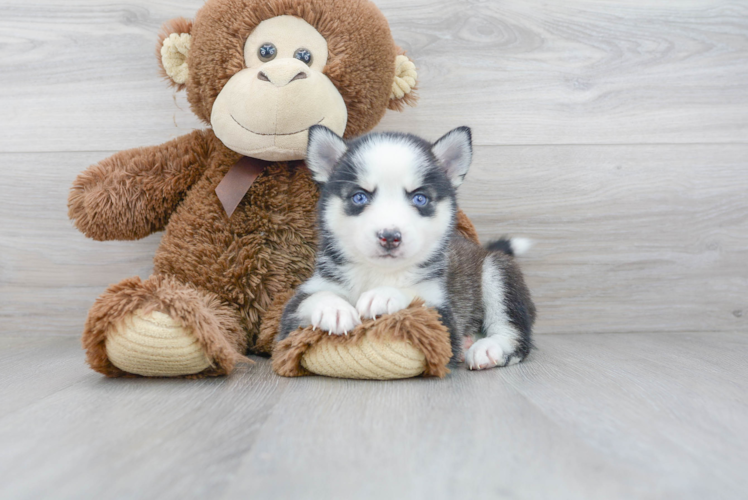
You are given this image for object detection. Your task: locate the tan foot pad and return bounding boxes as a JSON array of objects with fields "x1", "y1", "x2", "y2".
[
  {"x1": 105, "y1": 310, "x2": 212, "y2": 377},
  {"x1": 272, "y1": 300, "x2": 453, "y2": 380},
  {"x1": 301, "y1": 335, "x2": 427, "y2": 380}
]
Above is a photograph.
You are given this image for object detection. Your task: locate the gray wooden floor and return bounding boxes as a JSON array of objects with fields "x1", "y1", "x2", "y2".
[
  {"x1": 1, "y1": 332, "x2": 746, "y2": 499},
  {"x1": 1, "y1": 0, "x2": 747, "y2": 498}
]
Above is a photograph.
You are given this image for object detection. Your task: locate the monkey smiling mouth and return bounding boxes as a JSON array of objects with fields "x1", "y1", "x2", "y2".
[{"x1": 231, "y1": 115, "x2": 325, "y2": 136}]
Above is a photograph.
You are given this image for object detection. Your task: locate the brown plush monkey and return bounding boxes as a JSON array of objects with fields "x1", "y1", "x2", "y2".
[{"x1": 69, "y1": 0, "x2": 478, "y2": 378}]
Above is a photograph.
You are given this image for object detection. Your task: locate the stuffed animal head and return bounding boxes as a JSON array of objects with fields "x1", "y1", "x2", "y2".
[{"x1": 157, "y1": 0, "x2": 418, "y2": 162}]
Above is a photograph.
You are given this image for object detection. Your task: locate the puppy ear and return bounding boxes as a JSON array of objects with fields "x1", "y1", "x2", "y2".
[
  {"x1": 388, "y1": 53, "x2": 418, "y2": 111},
  {"x1": 306, "y1": 125, "x2": 348, "y2": 183},
  {"x1": 432, "y1": 127, "x2": 473, "y2": 187},
  {"x1": 157, "y1": 17, "x2": 193, "y2": 90}
]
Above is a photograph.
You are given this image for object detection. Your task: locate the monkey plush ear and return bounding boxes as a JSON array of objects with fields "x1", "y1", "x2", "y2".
[
  {"x1": 388, "y1": 53, "x2": 419, "y2": 111},
  {"x1": 432, "y1": 127, "x2": 473, "y2": 187},
  {"x1": 306, "y1": 125, "x2": 348, "y2": 183},
  {"x1": 156, "y1": 18, "x2": 193, "y2": 90}
]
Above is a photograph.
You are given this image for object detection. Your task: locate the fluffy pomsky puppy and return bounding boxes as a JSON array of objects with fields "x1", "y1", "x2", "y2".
[{"x1": 279, "y1": 125, "x2": 535, "y2": 369}]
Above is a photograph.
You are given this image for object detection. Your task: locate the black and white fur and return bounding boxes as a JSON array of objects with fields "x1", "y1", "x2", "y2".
[{"x1": 279, "y1": 125, "x2": 536, "y2": 370}]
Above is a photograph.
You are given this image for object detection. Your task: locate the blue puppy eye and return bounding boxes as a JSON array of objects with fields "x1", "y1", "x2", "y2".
[
  {"x1": 351, "y1": 192, "x2": 369, "y2": 205},
  {"x1": 412, "y1": 194, "x2": 429, "y2": 206}
]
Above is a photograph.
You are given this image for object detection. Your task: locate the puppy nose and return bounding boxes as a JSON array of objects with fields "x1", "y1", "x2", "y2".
[
  {"x1": 377, "y1": 230, "x2": 402, "y2": 250},
  {"x1": 257, "y1": 70, "x2": 308, "y2": 87}
]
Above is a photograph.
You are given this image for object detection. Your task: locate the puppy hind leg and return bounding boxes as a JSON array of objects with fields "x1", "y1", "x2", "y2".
[{"x1": 465, "y1": 257, "x2": 530, "y2": 370}]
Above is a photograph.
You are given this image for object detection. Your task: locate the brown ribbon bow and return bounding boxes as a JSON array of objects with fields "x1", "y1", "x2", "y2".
[
  {"x1": 215, "y1": 157, "x2": 268, "y2": 217},
  {"x1": 215, "y1": 157, "x2": 307, "y2": 217}
]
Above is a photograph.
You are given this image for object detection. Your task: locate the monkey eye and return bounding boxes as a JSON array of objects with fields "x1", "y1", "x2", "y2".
[
  {"x1": 293, "y1": 48, "x2": 313, "y2": 66},
  {"x1": 258, "y1": 43, "x2": 277, "y2": 62}
]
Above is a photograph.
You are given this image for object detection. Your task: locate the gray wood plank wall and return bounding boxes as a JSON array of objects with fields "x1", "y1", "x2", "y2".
[{"x1": 1, "y1": 0, "x2": 746, "y2": 337}]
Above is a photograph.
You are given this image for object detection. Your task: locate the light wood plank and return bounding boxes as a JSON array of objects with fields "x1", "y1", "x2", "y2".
[
  {"x1": 2, "y1": 144, "x2": 745, "y2": 337},
  {"x1": 0, "y1": 151, "x2": 158, "y2": 336},
  {"x1": 0, "y1": 336, "x2": 90, "y2": 418},
  {"x1": 0, "y1": 0, "x2": 205, "y2": 153},
  {"x1": 2, "y1": 333, "x2": 745, "y2": 499},
  {"x1": 1, "y1": 0, "x2": 747, "y2": 152},
  {"x1": 0, "y1": 351, "x2": 286, "y2": 500},
  {"x1": 505, "y1": 332, "x2": 748, "y2": 498},
  {"x1": 223, "y1": 365, "x2": 652, "y2": 500},
  {"x1": 377, "y1": 0, "x2": 748, "y2": 145},
  {"x1": 215, "y1": 332, "x2": 748, "y2": 500}
]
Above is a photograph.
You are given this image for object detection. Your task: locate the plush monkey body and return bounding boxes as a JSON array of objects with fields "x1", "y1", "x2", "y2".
[
  {"x1": 74, "y1": 129, "x2": 322, "y2": 376},
  {"x1": 70, "y1": 0, "x2": 475, "y2": 378}
]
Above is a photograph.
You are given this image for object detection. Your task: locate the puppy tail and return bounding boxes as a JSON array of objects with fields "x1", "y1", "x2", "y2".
[{"x1": 485, "y1": 237, "x2": 532, "y2": 257}]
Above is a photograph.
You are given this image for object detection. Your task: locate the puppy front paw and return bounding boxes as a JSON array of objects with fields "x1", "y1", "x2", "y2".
[
  {"x1": 300, "y1": 292, "x2": 361, "y2": 335},
  {"x1": 465, "y1": 337, "x2": 517, "y2": 370},
  {"x1": 356, "y1": 287, "x2": 411, "y2": 319}
]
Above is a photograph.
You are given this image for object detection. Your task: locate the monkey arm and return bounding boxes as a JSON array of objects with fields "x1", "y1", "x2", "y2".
[{"x1": 68, "y1": 130, "x2": 215, "y2": 241}]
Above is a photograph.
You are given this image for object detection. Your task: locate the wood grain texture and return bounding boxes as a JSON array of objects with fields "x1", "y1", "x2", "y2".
[
  {"x1": 0, "y1": 337, "x2": 90, "y2": 418},
  {"x1": 1, "y1": 0, "x2": 747, "y2": 152},
  {"x1": 0, "y1": 338, "x2": 288, "y2": 500},
  {"x1": 2, "y1": 144, "x2": 745, "y2": 337},
  {"x1": 376, "y1": 0, "x2": 748, "y2": 145},
  {"x1": 1, "y1": 333, "x2": 746, "y2": 499}
]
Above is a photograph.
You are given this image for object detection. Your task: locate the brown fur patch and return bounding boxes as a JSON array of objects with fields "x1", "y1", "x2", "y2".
[
  {"x1": 152, "y1": 137, "x2": 320, "y2": 348},
  {"x1": 272, "y1": 299, "x2": 453, "y2": 378},
  {"x1": 68, "y1": 130, "x2": 215, "y2": 241},
  {"x1": 82, "y1": 274, "x2": 249, "y2": 378},
  {"x1": 256, "y1": 288, "x2": 296, "y2": 355},
  {"x1": 456, "y1": 209, "x2": 480, "y2": 244}
]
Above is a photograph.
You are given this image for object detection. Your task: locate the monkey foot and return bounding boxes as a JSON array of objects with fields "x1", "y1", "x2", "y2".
[
  {"x1": 272, "y1": 299, "x2": 453, "y2": 379},
  {"x1": 105, "y1": 309, "x2": 212, "y2": 377}
]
